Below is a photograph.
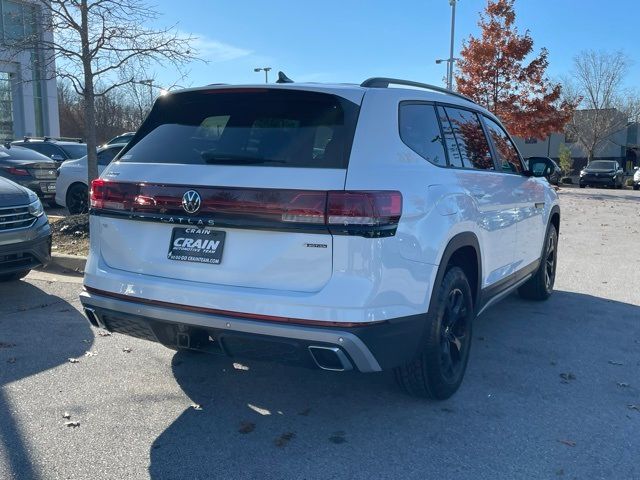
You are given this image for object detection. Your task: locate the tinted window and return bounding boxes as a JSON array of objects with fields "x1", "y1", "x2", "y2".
[
  {"x1": 399, "y1": 103, "x2": 447, "y2": 166},
  {"x1": 588, "y1": 160, "x2": 617, "y2": 170},
  {"x1": 444, "y1": 107, "x2": 494, "y2": 170},
  {"x1": 436, "y1": 106, "x2": 464, "y2": 168},
  {"x1": 97, "y1": 147, "x2": 121, "y2": 166},
  {"x1": 59, "y1": 144, "x2": 88, "y2": 159},
  {"x1": 483, "y1": 117, "x2": 524, "y2": 174},
  {"x1": 24, "y1": 143, "x2": 60, "y2": 158},
  {"x1": 120, "y1": 90, "x2": 360, "y2": 169}
]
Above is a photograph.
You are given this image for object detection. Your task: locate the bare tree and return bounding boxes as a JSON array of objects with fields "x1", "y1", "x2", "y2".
[
  {"x1": 563, "y1": 51, "x2": 640, "y2": 161},
  {"x1": 15, "y1": 0, "x2": 199, "y2": 184}
]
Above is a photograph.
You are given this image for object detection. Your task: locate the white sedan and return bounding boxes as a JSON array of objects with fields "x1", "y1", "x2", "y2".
[{"x1": 55, "y1": 144, "x2": 125, "y2": 214}]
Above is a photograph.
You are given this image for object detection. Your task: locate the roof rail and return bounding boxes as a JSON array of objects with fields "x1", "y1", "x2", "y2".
[
  {"x1": 360, "y1": 77, "x2": 478, "y2": 105},
  {"x1": 21, "y1": 136, "x2": 84, "y2": 143}
]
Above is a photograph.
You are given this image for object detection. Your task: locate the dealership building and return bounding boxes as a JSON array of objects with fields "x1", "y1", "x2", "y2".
[{"x1": 0, "y1": 0, "x2": 59, "y2": 141}]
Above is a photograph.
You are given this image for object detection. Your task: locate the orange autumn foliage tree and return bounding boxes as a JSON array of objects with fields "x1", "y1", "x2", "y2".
[{"x1": 455, "y1": 0, "x2": 575, "y2": 139}]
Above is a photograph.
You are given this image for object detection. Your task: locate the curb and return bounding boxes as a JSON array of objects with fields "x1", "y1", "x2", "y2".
[{"x1": 47, "y1": 253, "x2": 87, "y2": 274}]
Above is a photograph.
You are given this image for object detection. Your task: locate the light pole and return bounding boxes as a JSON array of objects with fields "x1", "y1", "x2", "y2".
[
  {"x1": 436, "y1": 0, "x2": 458, "y2": 90},
  {"x1": 447, "y1": 0, "x2": 457, "y2": 90},
  {"x1": 253, "y1": 67, "x2": 272, "y2": 83}
]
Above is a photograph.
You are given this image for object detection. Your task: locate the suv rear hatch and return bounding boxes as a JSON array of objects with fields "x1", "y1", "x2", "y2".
[{"x1": 92, "y1": 87, "x2": 380, "y2": 293}]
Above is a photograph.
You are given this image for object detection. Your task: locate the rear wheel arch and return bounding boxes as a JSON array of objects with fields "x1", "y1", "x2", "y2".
[{"x1": 429, "y1": 232, "x2": 482, "y2": 314}]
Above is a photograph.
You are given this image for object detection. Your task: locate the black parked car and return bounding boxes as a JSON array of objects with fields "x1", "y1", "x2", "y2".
[
  {"x1": 579, "y1": 160, "x2": 624, "y2": 189},
  {"x1": 527, "y1": 156, "x2": 562, "y2": 185},
  {"x1": 0, "y1": 176, "x2": 51, "y2": 281},
  {"x1": 12, "y1": 137, "x2": 88, "y2": 162},
  {"x1": 0, "y1": 144, "x2": 58, "y2": 205}
]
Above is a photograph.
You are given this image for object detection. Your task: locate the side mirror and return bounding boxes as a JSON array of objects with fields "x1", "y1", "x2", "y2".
[{"x1": 526, "y1": 157, "x2": 554, "y2": 178}]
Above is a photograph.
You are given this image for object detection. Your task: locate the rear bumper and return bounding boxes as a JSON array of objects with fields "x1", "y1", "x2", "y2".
[
  {"x1": 79, "y1": 289, "x2": 427, "y2": 372},
  {"x1": 11, "y1": 178, "x2": 56, "y2": 199}
]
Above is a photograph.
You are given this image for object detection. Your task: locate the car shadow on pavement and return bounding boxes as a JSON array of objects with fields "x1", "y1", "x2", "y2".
[
  {"x1": 0, "y1": 280, "x2": 91, "y2": 480},
  {"x1": 149, "y1": 290, "x2": 640, "y2": 480}
]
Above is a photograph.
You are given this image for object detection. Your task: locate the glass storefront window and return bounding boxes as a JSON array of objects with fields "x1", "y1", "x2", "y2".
[{"x1": 0, "y1": 72, "x2": 14, "y2": 140}]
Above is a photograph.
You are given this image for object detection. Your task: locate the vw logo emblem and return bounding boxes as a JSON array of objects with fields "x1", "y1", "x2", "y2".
[{"x1": 182, "y1": 190, "x2": 201, "y2": 214}]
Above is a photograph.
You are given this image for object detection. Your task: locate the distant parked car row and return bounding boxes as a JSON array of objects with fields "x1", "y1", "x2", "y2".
[
  {"x1": 56, "y1": 143, "x2": 127, "y2": 214},
  {"x1": 0, "y1": 134, "x2": 132, "y2": 210}
]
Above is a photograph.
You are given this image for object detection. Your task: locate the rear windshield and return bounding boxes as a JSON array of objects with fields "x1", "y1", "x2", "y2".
[
  {"x1": 119, "y1": 89, "x2": 360, "y2": 169},
  {"x1": 59, "y1": 144, "x2": 88, "y2": 159},
  {"x1": 0, "y1": 145, "x2": 50, "y2": 161}
]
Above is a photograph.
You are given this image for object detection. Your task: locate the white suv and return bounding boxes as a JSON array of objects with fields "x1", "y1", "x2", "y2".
[{"x1": 80, "y1": 77, "x2": 560, "y2": 399}]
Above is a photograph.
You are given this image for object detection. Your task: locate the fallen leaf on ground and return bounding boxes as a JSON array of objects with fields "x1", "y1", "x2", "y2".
[
  {"x1": 274, "y1": 432, "x2": 295, "y2": 447},
  {"x1": 84, "y1": 351, "x2": 97, "y2": 357},
  {"x1": 608, "y1": 360, "x2": 624, "y2": 366},
  {"x1": 191, "y1": 404, "x2": 203, "y2": 411},
  {"x1": 65, "y1": 421, "x2": 80, "y2": 428},
  {"x1": 122, "y1": 347, "x2": 132, "y2": 353},
  {"x1": 62, "y1": 412, "x2": 71, "y2": 419},
  {"x1": 558, "y1": 439, "x2": 576, "y2": 447},
  {"x1": 238, "y1": 421, "x2": 255, "y2": 434},
  {"x1": 617, "y1": 382, "x2": 630, "y2": 388},
  {"x1": 97, "y1": 331, "x2": 111, "y2": 337},
  {"x1": 627, "y1": 405, "x2": 640, "y2": 412},
  {"x1": 68, "y1": 358, "x2": 80, "y2": 364},
  {"x1": 7, "y1": 358, "x2": 16, "y2": 364}
]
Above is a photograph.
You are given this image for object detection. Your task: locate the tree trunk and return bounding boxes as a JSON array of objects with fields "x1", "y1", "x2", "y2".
[{"x1": 80, "y1": 0, "x2": 99, "y2": 186}]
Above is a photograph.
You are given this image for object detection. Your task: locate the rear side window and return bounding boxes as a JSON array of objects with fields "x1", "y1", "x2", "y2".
[
  {"x1": 483, "y1": 117, "x2": 524, "y2": 174},
  {"x1": 443, "y1": 107, "x2": 494, "y2": 170},
  {"x1": 399, "y1": 103, "x2": 447, "y2": 166},
  {"x1": 25, "y1": 143, "x2": 60, "y2": 158},
  {"x1": 120, "y1": 90, "x2": 360, "y2": 169}
]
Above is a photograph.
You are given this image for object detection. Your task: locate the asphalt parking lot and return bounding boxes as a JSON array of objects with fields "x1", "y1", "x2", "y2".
[{"x1": 1, "y1": 187, "x2": 639, "y2": 480}]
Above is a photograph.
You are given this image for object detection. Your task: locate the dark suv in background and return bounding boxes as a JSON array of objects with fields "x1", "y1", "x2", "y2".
[
  {"x1": 12, "y1": 137, "x2": 88, "y2": 162},
  {"x1": 0, "y1": 144, "x2": 59, "y2": 205},
  {"x1": 0, "y1": 176, "x2": 51, "y2": 281},
  {"x1": 579, "y1": 160, "x2": 625, "y2": 189}
]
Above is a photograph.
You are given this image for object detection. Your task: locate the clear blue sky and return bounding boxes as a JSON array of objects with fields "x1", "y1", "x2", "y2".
[{"x1": 150, "y1": 0, "x2": 640, "y2": 90}]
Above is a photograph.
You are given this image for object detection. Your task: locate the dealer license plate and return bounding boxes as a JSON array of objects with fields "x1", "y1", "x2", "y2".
[{"x1": 167, "y1": 228, "x2": 225, "y2": 264}]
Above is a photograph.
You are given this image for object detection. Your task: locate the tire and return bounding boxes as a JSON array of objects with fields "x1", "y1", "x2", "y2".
[
  {"x1": 518, "y1": 224, "x2": 558, "y2": 301},
  {"x1": 634, "y1": 185, "x2": 639, "y2": 191},
  {"x1": 394, "y1": 267, "x2": 474, "y2": 400},
  {"x1": 0, "y1": 269, "x2": 30, "y2": 282},
  {"x1": 66, "y1": 183, "x2": 89, "y2": 215}
]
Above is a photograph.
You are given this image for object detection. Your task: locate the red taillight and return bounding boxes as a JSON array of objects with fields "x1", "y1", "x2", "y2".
[
  {"x1": 90, "y1": 179, "x2": 139, "y2": 210},
  {"x1": 327, "y1": 191, "x2": 402, "y2": 226},
  {"x1": 90, "y1": 182, "x2": 402, "y2": 237},
  {"x1": 4, "y1": 167, "x2": 30, "y2": 176}
]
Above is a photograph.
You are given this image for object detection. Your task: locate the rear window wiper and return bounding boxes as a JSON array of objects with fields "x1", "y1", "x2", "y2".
[{"x1": 201, "y1": 152, "x2": 286, "y2": 165}]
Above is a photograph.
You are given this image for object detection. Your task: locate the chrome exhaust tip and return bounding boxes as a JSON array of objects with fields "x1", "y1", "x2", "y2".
[
  {"x1": 308, "y1": 346, "x2": 353, "y2": 372},
  {"x1": 84, "y1": 307, "x2": 105, "y2": 329}
]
